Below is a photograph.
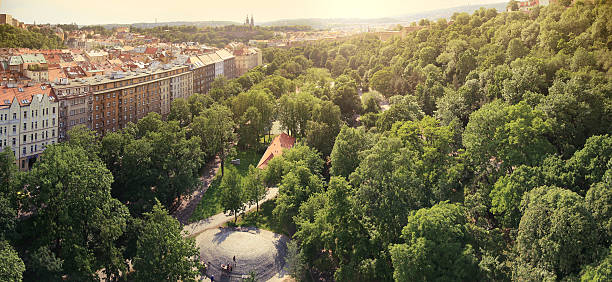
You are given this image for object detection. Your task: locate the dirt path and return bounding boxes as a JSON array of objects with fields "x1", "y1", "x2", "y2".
[
  {"x1": 183, "y1": 188, "x2": 279, "y2": 238},
  {"x1": 173, "y1": 156, "x2": 221, "y2": 225}
]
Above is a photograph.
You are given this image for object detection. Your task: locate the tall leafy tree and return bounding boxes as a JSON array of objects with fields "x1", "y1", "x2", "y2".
[
  {"x1": 0, "y1": 240, "x2": 25, "y2": 282},
  {"x1": 274, "y1": 165, "x2": 323, "y2": 234},
  {"x1": 191, "y1": 103, "x2": 236, "y2": 176},
  {"x1": 515, "y1": 186, "x2": 599, "y2": 280},
  {"x1": 21, "y1": 144, "x2": 130, "y2": 280},
  {"x1": 305, "y1": 100, "x2": 342, "y2": 157},
  {"x1": 0, "y1": 148, "x2": 19, "y2": 240},
  {"x1": 243, "y1": 165, "x2": 266, "y2": 214},
  {"x1": 220, "y1": 166, "x2": 244, "y2": 223},
  {"x1": 390, "y1": 202, "x2": 480, "y2": 281},
  {"x1": 133, "y1": 200, "x2": 199, "y2": 282},
  {"x1": 330, "y1": 126, "x2": 374, "y2": 178}
]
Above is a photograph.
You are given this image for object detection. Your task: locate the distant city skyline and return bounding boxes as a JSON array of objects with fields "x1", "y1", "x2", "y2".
[{"x1": 3, "y1": 0, "x2": 503, "y2": 25}]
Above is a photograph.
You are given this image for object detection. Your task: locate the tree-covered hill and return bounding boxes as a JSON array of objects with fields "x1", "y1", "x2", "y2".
[
  {"x1": 1, "y1": 1, "x2": 611, "y2": 281},
  {"x1": 0, "y1": 24, "x2": 64, "y2": 49}
]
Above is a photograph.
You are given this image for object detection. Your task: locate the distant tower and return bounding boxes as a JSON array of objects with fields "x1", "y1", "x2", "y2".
[
  {"x1": 250, "y1": 14, "x2": 254, "y2": 27},
  {"x1": 245, "y1": 15, "x2": 249, "y2": 25}
]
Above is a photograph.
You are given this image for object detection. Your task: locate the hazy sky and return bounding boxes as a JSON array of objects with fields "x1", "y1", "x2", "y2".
[{"x1": 3, "y1": 0, "x2": 503, "y2": 25}]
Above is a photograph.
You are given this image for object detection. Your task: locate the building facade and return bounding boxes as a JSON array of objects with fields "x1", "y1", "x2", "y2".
[
  {"x1": 234, "y1": 47, "x2": 262, "y2": 77},
  {"x1": 0, "y1": 84, "x2": 58, "y2": 170},
  {"x1": 86, "y1": 66, "x2": 191, "y2": 136},
  {"x1": 53, "y1": 80, "x2": 93, "y2": 141}
]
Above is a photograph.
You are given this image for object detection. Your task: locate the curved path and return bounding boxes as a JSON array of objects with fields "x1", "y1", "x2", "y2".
[{"x1": 173, "y1": 157, "x2": 221, "y2": 225}]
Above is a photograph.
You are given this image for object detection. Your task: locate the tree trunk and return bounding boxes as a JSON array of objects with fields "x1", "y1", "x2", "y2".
[{"x1": 234, "y1": 210, "x2": 237, "y2": 223}]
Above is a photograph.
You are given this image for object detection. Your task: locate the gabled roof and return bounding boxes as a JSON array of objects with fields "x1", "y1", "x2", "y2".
[
  {"x1": 8, "y1": 56, "x2": 23, "y2": 65},
  {"x1": 256, "y1": 133, "x2": 297, "y2": 169},
  {"x1": 0, "y1": 84, "x2": 54, "y2": 108},
  {"x1": 216, "y1": 49, "x2": 234, "y2": 60}
]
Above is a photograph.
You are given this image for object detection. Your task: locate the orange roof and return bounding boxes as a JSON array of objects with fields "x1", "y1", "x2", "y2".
[
  {"x1": 48, "y1": 67, "x2": 66, "y2": 82},
  {"x1": 0, "y1": 84, "x2": 54, "y2": 108},
  {"x1": 256, "y1": 133, "x2": 296, "y2": 169}
]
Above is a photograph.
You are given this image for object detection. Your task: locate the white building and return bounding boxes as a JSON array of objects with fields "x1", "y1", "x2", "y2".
[{"x1": 0, "y1": 84, "x2": 58, "y2": 170}]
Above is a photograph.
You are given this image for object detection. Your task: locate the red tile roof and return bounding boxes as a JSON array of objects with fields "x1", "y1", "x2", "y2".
[
  {"x1": 256, "y1": 133, "x2": 296, "y2": 169},
  {"x1": 0, "y1": 84, "x2": 54, "y2": 108}
]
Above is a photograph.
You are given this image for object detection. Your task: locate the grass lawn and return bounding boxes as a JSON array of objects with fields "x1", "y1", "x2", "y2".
[
  {"x1": 188, "y1": 149, "x2": 262, "y2": 223},
  {"x1": 226, "y1": 200, "x2": 287, "y2": 236}
]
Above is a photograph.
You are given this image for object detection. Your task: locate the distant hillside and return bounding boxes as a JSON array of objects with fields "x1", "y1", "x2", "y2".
[
  {"x1": 258, "y1": 2, "x2": 507, "y2": 29},
  {"x1": 396, "y1": 2, "x2": 507, "y2": 22},
  {"x1": 98, "y1": 21, "x2": 240, "y2": 29},
  {"x1": 94, "y1": 2, "x2": 507, "y2": 30}
]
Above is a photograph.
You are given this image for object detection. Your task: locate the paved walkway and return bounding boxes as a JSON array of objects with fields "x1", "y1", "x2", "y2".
[
  {"x1": 173, "y1": 156, "x2": 221, "y2": 225},
  {"x1": 183, "y1": 187, "x2": 279, "y2": 238}
]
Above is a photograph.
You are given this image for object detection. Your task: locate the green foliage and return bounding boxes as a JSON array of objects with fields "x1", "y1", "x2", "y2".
[
  {"x1": 580, "y1": 245, "x2": 612, "y2": 282},
  {"x1": 132, "y1": 25, "x2": 308, "y2": 48},
  {"x1": 463, "y1": 100, "x2": 554, "y2": 174},
  {"x1": 273, "y1": 165, "x2": 323, "y2": 234},
  {"x1": 0, "y1": 24, "x2": 64, "y2": 49},
  {"x1": 516, "y1": 186, "x2": 599, "y2": 280},
  {"x1": 585, "y1": 181, "x2": 612, "y2": 245},
  {"x1": 220, "y1": 166, "x2": 244, "y2": 223},
  {"x1": 168, "y1": 98, "x2": 191, "y2": 126},
  {"x1": 0, "y1": 148, "x2": 18, "y2": 240},
  {"x1": 376, "y1": 95, "x2": 424, "y2": 131},
  {"x1": 21, "y1": 144, "x2": 130, "y2": 280},
  {"x1": 133, "y1": 200, "x2": 199, "y2": 281},
  {"x1": 101, "y1": 114, "x2": 204, "y2": 214},
  {"x1": 243, "y1": 165, "x2": 266, "y2": 214},
  {"x1": 305, "y1": 100, "x2": 342, "y2": 156},
  {"x1": 330, "y1": 126, "x2": 375, "y2": 178},
  {"x1": 191, "y1": 103, "x2": 236, "y2": 175},
  {"x1": 0, "y1": 240, "x2": 25, "y2": 282},
  {"x1": 262, "y1": 144, "x2": 323, "y2": 186},
  {"x1": 390, "y1": 202, "x2": 480, "y2": 281}
]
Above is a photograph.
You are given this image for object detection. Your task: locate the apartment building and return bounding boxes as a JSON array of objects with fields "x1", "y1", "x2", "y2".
[
  {"x1": 217, "y1": 49, "x2": 237, "y2": 79},
  {"x1": 233, "y1": 47, "x2": 262, "y2": 77},
  {"x1": 82, "y1": 65, "x2": 191, "y2": 136},
  {"x1": 197, "y1": 54, "x2": 216, "y2": 93},
  {"x1": 52, "y1": 79, "x2": 93, "y2": 141},
  {"x1": 0, "y1": 84, "x2": 58, "y2": 170}
]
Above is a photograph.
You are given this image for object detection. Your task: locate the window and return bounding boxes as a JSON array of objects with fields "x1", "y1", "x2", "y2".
[
  {"x1": 23, "y1": 135, "x2": 26, "y2": 142},
  {"x1": 12, "y1": 138, "x2": 15, "y2": 146},
  {"x1": 12, "y1": 126, "x2": 16, "y2": 134},
  {"x1": 52, "y1": 107, "x2": 55, "y2": 114},
  {"x1": 13, "y1": 113, "x2": 16, "y2": 120},
  {"x1": 22, "y1": 147, "x2": 26, "y2": 154},
  {"x1": 23, "y1": 123, "x2": 27, "y2": 130},
  {"x1": 23, "y1": 112, "x2": 27, "y2": 118},
  {"x1": 52, "y1": 129, "x2": 55, "y2": 137}
]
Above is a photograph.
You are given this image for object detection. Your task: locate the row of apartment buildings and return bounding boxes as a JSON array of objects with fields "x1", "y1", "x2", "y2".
[{"x1": 0, "y1": 46, "x2": 258, "y2": 170}]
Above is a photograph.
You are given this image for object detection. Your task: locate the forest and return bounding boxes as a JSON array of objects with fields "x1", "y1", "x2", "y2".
[
  {"x1": 1, "y1": 0, "x2": 612, "y2": 281},
  {"x1": 131, "y1": 25, "x2": 311, "y2": 48},
  {"x1": 0, "y1": 24, "x2": 64, "y2": 49}
]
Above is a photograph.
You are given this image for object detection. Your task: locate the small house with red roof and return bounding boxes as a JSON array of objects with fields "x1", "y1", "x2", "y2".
[{"x1": 256, "y1": 133, "x2": 296, "y2": 169}]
